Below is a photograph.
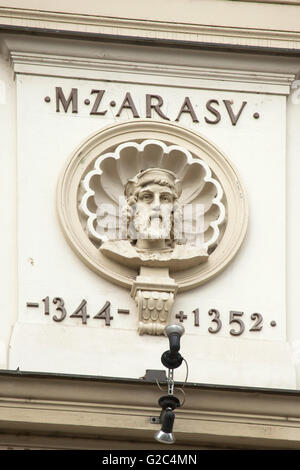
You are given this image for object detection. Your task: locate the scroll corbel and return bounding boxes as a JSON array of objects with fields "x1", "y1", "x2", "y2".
[{"x1": 131, "y1": 267, "x2": 178, "y2": 336}]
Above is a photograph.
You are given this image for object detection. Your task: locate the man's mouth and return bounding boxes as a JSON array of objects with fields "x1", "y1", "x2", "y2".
[{"x1": 150, "y1": 213, "x2": 163, "y2": 222}]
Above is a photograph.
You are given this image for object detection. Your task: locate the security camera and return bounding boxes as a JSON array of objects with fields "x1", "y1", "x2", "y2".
[
  {"x1": 161, "y1": 324, "x2": 185, "y2": 369},
  {"x1": 154, "y1": 395, "x2": 181, "y2": 445}
]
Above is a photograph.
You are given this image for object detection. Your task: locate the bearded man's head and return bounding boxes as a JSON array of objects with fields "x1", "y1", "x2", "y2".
[{"x1": 124, "y1": 168, "x2": 182, "y2": 246}]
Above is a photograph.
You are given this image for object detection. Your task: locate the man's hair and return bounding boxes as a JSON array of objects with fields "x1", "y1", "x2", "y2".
[{"x1": 125, "y1": 168, "x2": 182, "y2": 204}]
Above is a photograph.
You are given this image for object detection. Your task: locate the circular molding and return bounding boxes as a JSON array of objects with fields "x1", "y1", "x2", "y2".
[{"x1": 57, "y1": 120, "x2": 248, "y2": 291}]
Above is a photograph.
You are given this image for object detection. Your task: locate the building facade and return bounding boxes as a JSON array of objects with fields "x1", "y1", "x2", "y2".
[{"x1": 1, "y1": 0, "x2": 300, "y2": 450}]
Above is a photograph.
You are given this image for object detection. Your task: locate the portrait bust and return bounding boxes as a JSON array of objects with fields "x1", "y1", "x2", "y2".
[{"x1": 100, "y1": 167, "x2": 209, "y2": 270}]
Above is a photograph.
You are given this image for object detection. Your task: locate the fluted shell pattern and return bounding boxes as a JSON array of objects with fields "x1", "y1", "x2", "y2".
[{"x1": 79, "y1": 139, "x2": 226, "y2": 250}]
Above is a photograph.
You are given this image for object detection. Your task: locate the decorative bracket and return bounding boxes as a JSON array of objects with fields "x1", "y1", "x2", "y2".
[{"x1": 131, "y1": 267, "x2": 178, "y2": 335}]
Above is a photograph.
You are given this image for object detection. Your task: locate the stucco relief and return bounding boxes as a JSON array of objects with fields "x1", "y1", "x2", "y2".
[
  {"x1": 78, "y1": 139, "x2": 226, "y2": 334},
  {"x1": 80, "y1": 141, "x2": 225, "y2": 268},
  {"x1": 57, "y1": 120, "x2": 248, "y2": 335}
]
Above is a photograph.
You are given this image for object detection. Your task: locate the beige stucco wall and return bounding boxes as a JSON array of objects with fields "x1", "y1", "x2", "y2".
[
  {"x1": 1, "y1": 0, "x2": 300, "y2": 450},
  {"x1": 0, "y1": 0, "x2": 299, "y2": 385}
]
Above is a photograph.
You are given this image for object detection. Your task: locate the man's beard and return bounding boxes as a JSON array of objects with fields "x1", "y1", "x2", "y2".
[{"x1": 132, "y1": 205, "x2": 173, "y2": 241}]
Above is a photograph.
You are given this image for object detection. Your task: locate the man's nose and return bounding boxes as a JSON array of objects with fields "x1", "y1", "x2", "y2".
[{"x1": 151, "y1": 193, "x2": 160, "y2": 210}]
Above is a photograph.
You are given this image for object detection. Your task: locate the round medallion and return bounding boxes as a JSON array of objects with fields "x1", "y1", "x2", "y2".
[{"x1": 57, "y1": 120, "x2": 248, "y2": 291}]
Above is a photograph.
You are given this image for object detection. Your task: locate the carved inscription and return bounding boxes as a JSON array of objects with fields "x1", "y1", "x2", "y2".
[
  {"x1": 29, "y1": 296, "x2": 115, "y2": 326},
  {"x1": 44, "y1": 87, "x2": 257, "y2": 125},
  {"x1": 26, "y1": 298, "x2": 276, "y2": 335},
  {"x1": 202, "y1": 309, "x2": 265, "y2": 335}
]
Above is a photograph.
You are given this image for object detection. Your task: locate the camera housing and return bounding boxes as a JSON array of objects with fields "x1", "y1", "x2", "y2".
[{"x1": 161, "y1": 324, "x2": 185, "y2": 369}]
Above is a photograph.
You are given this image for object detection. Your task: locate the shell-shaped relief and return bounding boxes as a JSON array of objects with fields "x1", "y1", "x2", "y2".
[{"x1": 78, "y1": 139, "x2": 226, "y2": 253}]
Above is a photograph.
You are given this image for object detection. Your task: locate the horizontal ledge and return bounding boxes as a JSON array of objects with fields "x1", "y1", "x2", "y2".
[
  {"x1": 10, "y1": 53, "x2": 294, "y2": 95},
  {"x1": 1, "y1": 368, "x2": 300, "y2": 404},
  {"x1": 0, "y1": 370, "x2": 300, "y2": 448},
  {"x1": 5, "y1": 35, "x2": 297, "y2": 96},
  {"x1": 1, "y1": 23, "x2": 300, "y2": 56}
]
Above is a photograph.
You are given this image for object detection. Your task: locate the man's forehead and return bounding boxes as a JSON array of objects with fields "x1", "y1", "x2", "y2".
[{"x1": 139, "y1": 183, "x2": 173, "y2": 194}]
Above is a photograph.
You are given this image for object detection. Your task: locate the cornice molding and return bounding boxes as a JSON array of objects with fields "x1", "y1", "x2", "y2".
[
  {"x1": 1, "y1": 6, "x2": 300, "y2": 52},
  {"x1": 0, "y1": 371, "x2": 300, "y2": 449},
  {"x1": 10, "y1": 51, "x2": 296, "y2": 95},
  {"x1": 4, "y1": 35, "x2": 298, "y2": 95}
]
